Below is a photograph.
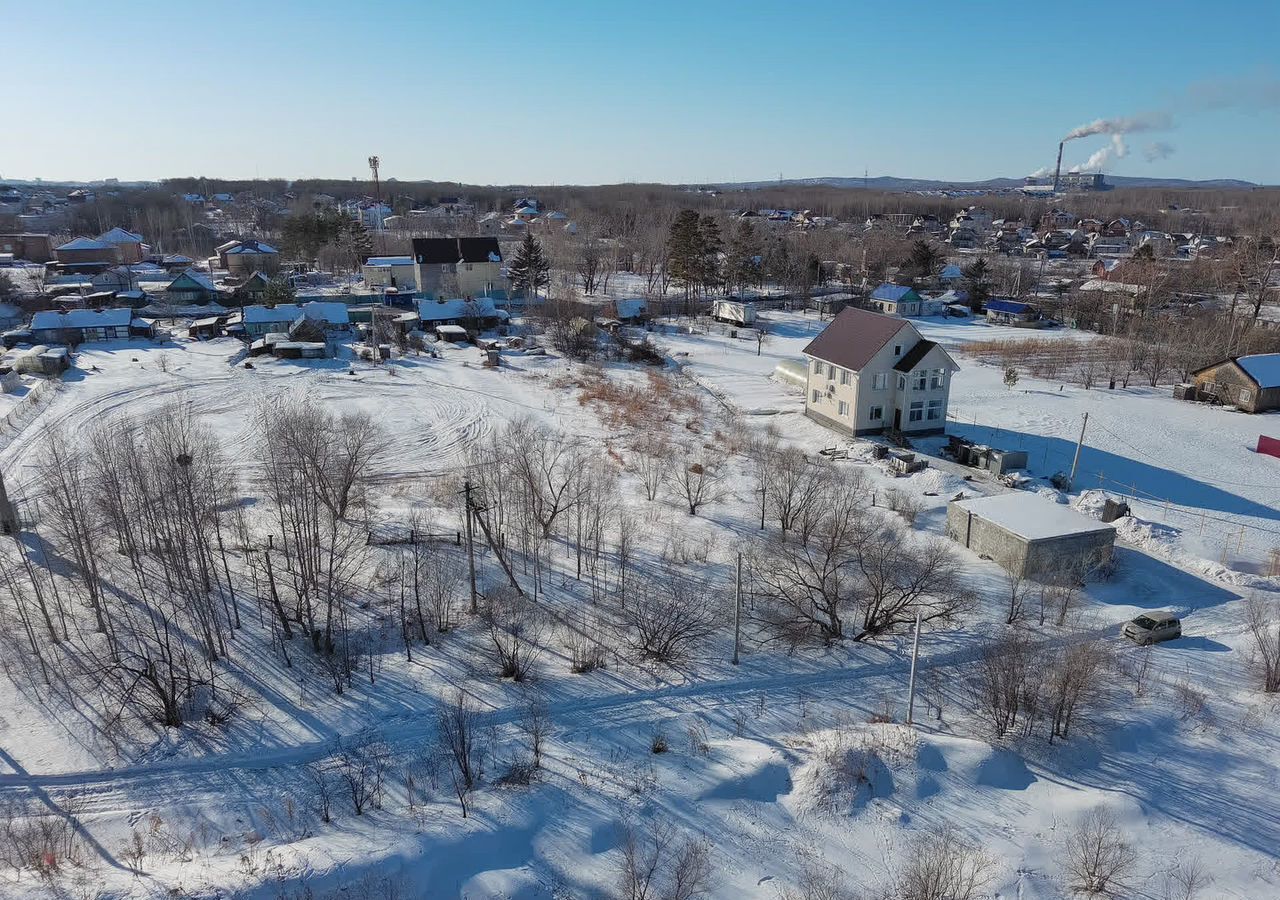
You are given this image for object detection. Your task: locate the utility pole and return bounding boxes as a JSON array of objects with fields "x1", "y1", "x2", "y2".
[
  {"x1": 1067, "y1": 412, "x2": 1089, "y2": 492},
  {"x1": 732, "y1": 552, "x2": 742, "y2": 665},
  {"x1": 906, "y1": 612, "x2": 921, "y2": 725},
  {"x1": 463, "y1": 480, "x2": 478, "y2": 614}
]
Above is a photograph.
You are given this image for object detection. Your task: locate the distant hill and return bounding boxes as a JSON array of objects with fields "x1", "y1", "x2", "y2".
[{"x1": 718, "y1": 175, "x2": 1261, "y2": 192}]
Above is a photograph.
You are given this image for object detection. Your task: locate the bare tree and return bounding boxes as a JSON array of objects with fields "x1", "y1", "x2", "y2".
[
  {"x1": 1244, "y1": 593, "x2": 1280, "y2": 692},
  {"x1": 1045, "y1": 638, "x2": 1110, "y2": 742},
  {"x1": 1162, "y1": 855, "x2": 1210, "y2": 900},
  {"x1": 892, "y1": 823, "x2": 992, "y2": 900},
  {"x1": 966, "y1": 632, "x2": 1043, "y2": 740},
  {"x1": 523, "y1": 693, "x2": 551, "y2": 768},
  {"x1": 1061, "y1": 808, "x2": 1137, "y2": 896},
  {"x1": 620, "y1": 574, "x2": 719, "y2": 664},
  {"x1": 615, "y1": 821, "x2": 712, "y2": 900},
  {"x1": 1003, "y1": 570, "x2": 1031, "y2": 625},
  {"x1": 631, "y1": 434, "x2": 673, "y2": 502},
  {"x1": 665, "y1": 448, "x2": 726, "y2": 516},
  {"x1": 436, "y1": 690, "x2": 482, "y2": 812},
  {"x1": 483, "y1": 588, "x2": 546, "y2": 681}
]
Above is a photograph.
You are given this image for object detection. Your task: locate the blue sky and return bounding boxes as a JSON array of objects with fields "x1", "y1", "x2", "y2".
[{"x1": 4, "y1": 0, "x2": 1279, "y2": 184}]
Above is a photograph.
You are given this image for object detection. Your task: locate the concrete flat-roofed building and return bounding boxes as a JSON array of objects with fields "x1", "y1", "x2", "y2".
[
  {"x1": 946, "y1": 492, "x2": 1115, "y2": 579},
  {"x1": 362, "y1": 256, "x2": 417, "y2": 290}
]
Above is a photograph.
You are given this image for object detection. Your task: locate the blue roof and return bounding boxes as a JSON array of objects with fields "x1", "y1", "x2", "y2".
[
  {"x1": 871, "y1": 284, "x2": 919, "y2": 302},
  {"x1": 985, "y1": 298, "x2": 1032, "y2": 315},
  {"x1": 940, "y1": 264, "x2": 963, "y2": 278}
]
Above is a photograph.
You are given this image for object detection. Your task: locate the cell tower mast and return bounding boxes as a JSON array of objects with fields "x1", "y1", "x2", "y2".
[{"x1": 367, "y1": 155, "x2": 381, "y2": 230}]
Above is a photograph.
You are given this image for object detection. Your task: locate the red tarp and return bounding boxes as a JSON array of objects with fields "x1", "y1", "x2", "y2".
[{"x1": 1258, "y1": 435, "x2": 1280, "y2": 459}]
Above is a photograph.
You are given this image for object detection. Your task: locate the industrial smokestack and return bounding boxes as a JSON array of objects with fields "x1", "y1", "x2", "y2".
[{"x1": 1053, "y1": 141, "x2": 1064, "y2": 194}]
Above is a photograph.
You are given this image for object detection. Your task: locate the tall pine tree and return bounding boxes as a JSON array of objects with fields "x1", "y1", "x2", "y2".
[
  {"x1": 962, "y1": 257, "x2": 991, "y2": 313},
  {"x1": 724, "y1": 220, "x2": 762, "y2": 294},
  {"x1": 666, "y1": 209, "x2": 704, "y2": 305},
  {"x1": 509, "y1": 233, "x2": 551, "y2": 301},
  {"x1": 697, "y1": 215, "x2": 723, "y2": 296}
]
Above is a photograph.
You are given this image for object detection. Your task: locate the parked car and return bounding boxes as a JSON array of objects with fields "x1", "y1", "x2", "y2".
[{"x1": 1123, "y1": 611, "x2": 1182, "y2": 645}]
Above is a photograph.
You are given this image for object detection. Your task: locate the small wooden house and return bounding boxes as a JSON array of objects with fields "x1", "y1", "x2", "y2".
[
  {"x1": 1190, "y1": 354, "x2": 1280, "y2": 413},
  {"x1": 166, "y1": 269, "x2": 218, "y2": 305}
]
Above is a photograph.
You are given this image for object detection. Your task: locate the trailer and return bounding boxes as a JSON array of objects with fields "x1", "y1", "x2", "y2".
[{"x1": 711, "y1": 299, "x2": 757, "y2": 327}]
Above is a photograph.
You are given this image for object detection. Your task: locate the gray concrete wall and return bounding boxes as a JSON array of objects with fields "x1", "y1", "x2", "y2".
[{"x1": 946, "y1": 502, "x2": 1114, "y2": 579}]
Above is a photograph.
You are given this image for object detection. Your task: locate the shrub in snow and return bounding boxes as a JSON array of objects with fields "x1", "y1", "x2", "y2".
[
  {"x1": 650, "y1": 729, "x2": 670, "y2": 754},
  {"x1": 791, "y1": 725, "x2": 916, "y2": 817},
  {"x1": 891, "y1": 823, "x2": 993, "y2": 900}
]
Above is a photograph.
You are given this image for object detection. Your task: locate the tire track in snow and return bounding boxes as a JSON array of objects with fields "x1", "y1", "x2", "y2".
[{"x1": 0, "y1": 626, "x2": 1115, "y2": 814}]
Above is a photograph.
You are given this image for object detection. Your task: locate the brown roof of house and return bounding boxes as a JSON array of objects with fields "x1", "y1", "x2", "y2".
[
  {"x1": 801, "y1": 306, "x2": 908, "y2": 371},
  {"x1": 412, "y1": 237, "x2": 502, "y2": 265},
  {"x1": 893, "y1": 339, "x2": 938, "y2": 372}
]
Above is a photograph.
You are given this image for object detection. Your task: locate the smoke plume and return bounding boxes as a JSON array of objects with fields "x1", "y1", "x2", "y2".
[
  {"x1": 1143, "y1": 141, "x2": 1176, "y2": 162},
  {"x1": 1063, "y1": 111, "x2": 1172, "y2": 141},
  {"x1": 1069, "y1": 133, "x2": 1128, "y2": 173}
]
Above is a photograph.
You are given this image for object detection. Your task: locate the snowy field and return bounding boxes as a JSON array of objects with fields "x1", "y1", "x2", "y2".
[{"x1": 0, "y1": 312, "x2": 1275, "y2": 899}]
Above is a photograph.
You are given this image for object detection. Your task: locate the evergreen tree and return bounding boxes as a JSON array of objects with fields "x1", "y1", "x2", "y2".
[
  {"x1": 724, "y1": 220, "x2": 762, "y2": 294},
  {"x1": 666, "y1": 209, "x2": 704, "y2": 303},
  {"x1": 263, "y1": 275, "x2": 296, "y2": 306},
  {"x1": 962, "y1": 257, "x2": 992, "y2": 313},
  {"x1": 761, "y1": 236, "x2": 790, "y2": 287},
  {"x1": 905, "y1": 239, "x2": 940, "y2": 280},
  {"x1": 509, "y1": 233, "x2": 551, "y2": 300},
  {"x1": 697, "y1": 215, "x2": 723, "y2": 295}
]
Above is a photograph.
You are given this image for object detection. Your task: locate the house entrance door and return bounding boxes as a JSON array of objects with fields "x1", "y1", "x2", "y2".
[{"x1": 893, "y1": 407, "x2": 902, "y2": 430}]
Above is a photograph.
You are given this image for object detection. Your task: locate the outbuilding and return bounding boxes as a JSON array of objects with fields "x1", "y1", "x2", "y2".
[
  {"x1": 946, "y1": 492, "x2": 1115, "y2": 579},
  {"x1": 1189, "y1": 353, "x2": 1280, "y2": 413}
]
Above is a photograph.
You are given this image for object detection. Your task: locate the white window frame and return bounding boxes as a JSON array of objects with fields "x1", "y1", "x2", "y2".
[
  {"x1": 930, "y1": 368, "x2": 945, "y2": 389},
  {"x1": 839, "y1": 369, "x2": 851, "y2": 386},
  {"x1": 893, "y1": 344, "x2": 902, "y2": 356},
  {"x1": 897, "y1": 374, "x2": 907, "y2": 390},
  {"x1": 927, "y1": 399, "x2": 943, "y2": 421},
  {"x1": 827, "y1": 365, "x2": 836, "y2": 382},
  {"x1": 837, "y1": 400, "x2": 849, "y2": 416},
  {"x1": 812, "y1": 389, "x2": 821, "y2": 403},
  {"x1": 908, "y1": 401, "x2": 924, "y2": 423},
  {"x1": 913, "y1": 370, "x2": 927, "y2": 391},
  {"x1": 869, "y1": 405, "x2": 883, "y2": 421},
  {"x1": 812, "y1": 359, "x2": 823, "y2": 375},
  {"x1": 873, "y1": 372, "x2": 887, "y2": 390}
]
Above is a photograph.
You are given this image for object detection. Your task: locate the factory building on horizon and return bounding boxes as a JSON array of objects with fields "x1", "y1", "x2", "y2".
[{"x1": 1022, "y1": 171, "x2": 1110, "y2": 195}]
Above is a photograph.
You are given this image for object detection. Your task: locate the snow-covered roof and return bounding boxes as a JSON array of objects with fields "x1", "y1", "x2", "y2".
[
  {"x1": 168, "y1": 269, "x2": 216, "y2": 292},
  {"x1": 1236, "y1": 353, "x2": 1280, "y2": 389},
  {"x1": 951, "y1": 493, "x2": 1115, "y2": 542},
  {"x1": 416, "y1": 297, "x2": 509, "y2": 322},
  {"x1": 56, "y1": 237, "x2": 113, "y2": 251},
  {"x1": 226, "y1": 240, "x2": 277, "y2": 255},
  {"x1": 435, "y1": 324, "x2": 469, "y2": 335},
  {"x1": 242, "y1": 302, "x2": 349, "y2": 325},
  {"x1": 97, "y1": 227, "x2": 143, "y2": 244},
  {"x1": 31, "y1": 308, "x2": 133, "y2": 330},
  {"x1": 871, "y1": 284, "x2": 919, "y2": 303}
]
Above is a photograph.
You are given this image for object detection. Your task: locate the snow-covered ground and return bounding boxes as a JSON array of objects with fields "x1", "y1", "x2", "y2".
[{"x1": 0, "y1": 312, "x2": 1275, "y2": 899}]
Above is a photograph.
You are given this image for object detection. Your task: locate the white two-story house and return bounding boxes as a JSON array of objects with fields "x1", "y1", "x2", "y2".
[{"x1": 801, "y1": 307, "x2": 959, "y2": 436}]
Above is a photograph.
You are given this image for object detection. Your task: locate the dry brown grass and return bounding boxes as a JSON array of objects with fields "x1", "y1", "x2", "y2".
[{"x1": 564, "y1": 370, "x2": 702, "y2": 431}]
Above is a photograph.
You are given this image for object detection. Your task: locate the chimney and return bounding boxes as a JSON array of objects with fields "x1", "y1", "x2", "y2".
[{"x1": 1052, "y1": 141, "x2": 1065, "y2": 194}]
